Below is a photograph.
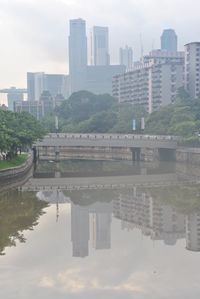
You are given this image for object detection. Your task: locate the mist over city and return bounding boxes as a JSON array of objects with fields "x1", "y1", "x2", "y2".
[{"x1": 1, "y1": 1, "x2": 200, "y2": 299}]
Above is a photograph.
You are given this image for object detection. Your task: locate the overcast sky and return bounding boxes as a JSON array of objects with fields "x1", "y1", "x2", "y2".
[{"x1": 0, "y1": 0, "x2": 200, "y2": 91}]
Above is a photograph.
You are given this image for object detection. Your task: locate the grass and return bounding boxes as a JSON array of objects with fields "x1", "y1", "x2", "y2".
[{"x1": 0, "y1": 154, "x2": 28, "y2": 170}]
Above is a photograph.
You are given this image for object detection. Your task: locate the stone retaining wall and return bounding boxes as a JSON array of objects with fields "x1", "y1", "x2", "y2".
[{"x1": 176, "y1": 148, "x2": 200, "y2": 165}]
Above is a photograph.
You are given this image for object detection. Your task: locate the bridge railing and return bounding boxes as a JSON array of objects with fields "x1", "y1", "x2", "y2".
[{"x1": 45, "y1": 133, "x2": 179, "y2": 142}]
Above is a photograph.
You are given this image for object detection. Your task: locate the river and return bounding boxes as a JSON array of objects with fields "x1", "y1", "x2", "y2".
[{"x1": 0, "y1": 159, "x2": 200, "y2": 298}]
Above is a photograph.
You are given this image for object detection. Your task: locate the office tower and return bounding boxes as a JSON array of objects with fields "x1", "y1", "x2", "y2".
[
  {"x1": 86, "y1": 64, "x2": 125, "y2": 95},
  {"x1": 69, "y1": 18, "x2": 87, "y2": 93},
  {"x1": 184, "y1": 42, "x2": 200, "y2": 99},
  {"x1": 27, "y1": 73, "x2": 35, "y2": 101},
  {"x1": 44, "y1": 74, "x2": 69, "y2": 99},
  {"x1": 27, "y1": 72, "x2": 45, "y2": 102},
  {"x1": 120, "y1": 46, "x2": 133, "y2": 70},
  {"x1": 91, "y1": 26, "x2": 110, "y2": 66},
  {"x1": 161, "y1": 29, "x2": 178, "y2": 52}
]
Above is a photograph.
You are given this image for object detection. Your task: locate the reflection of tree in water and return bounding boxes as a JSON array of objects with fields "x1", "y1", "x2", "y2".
[{"x1": 0, "y1": 190, "x2": 48, "y2": 255}]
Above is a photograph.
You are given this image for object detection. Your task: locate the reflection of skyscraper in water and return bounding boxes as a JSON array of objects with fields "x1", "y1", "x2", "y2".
[
  {"x1": 93, "y1": 212, "x2": 111, "y2": 250},
  {"x1": 186, "y1": 212, "x2": 200, "y2": 252},
  {"x1": 71, "y1": 204, "x2": 89, "y2": 258}
]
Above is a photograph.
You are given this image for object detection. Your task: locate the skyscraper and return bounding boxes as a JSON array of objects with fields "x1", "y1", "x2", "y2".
[
  {"x1": 69, "y1": 19, "x2": 87, "y2": 93},
  {"x1": 120, "y1": 45, "x2": 133, "y2": 70},
  {"x1": 161, "y1": 29, "x2": 178, "y2": 52},
  {"x1": 91, "y1": 26, "x2": 110, "y2": 66}
]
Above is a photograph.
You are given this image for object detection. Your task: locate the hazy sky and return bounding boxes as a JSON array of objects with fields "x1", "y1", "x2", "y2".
[{"x1": 0, "y1": 0, "x2": 200, "y2": 90}]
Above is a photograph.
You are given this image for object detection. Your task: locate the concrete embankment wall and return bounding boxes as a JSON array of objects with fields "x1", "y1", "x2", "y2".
[
  {"x1": 176, "y1": 148, "x2": 200, "y2": 165},
  {"x1": 0, "y1": 153, "x2": 33, "y2": 190},
  {"x1": 38, "y1": 146, "x2": 158, "y2": 162}
]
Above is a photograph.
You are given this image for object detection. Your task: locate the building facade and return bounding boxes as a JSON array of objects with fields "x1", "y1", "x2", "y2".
[
  {"x1": 86, "y1": 65, "x2": 125, "y2": 95},
  {"x1": 91, "y1": 26, "x2": 110, "y2": 66},
  {"x1": 161, "y1": 29, "x2": 178, "y2": 52},
  {"x1": 184, "y1": 42, "x2": 200, "y2": 99},
  {"x1": 14, "y1": 90, "x2": 54, "y2": 121}
]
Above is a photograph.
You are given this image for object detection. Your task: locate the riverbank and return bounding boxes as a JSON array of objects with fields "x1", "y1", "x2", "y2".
[
  {"x1": 0, "y1": 153, "x2": 33, "y2": 191},
  {"x1": 0, "y1": 154, "x2": 28, "y2": 170}
]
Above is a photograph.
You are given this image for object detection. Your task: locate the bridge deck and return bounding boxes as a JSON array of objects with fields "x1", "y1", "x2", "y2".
[{"x1": 36, "y1": 133, "x2": 178, "y2": 149}]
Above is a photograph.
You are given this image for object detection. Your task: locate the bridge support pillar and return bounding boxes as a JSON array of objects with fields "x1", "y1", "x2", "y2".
[
  {"x1": 55, "y1": 146, "x2": 60, "y2": 162},
  {"x1": 132, "y1": 148, "x2": 141, "y2": 162},
  {"x1": 158, "y1": 148, "x2": 176, "y2": 161}
]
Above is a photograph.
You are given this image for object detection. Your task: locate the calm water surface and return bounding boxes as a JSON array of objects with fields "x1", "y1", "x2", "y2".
[{"x1": 1, "y1": 160, "x2": 200, "y2": 299}]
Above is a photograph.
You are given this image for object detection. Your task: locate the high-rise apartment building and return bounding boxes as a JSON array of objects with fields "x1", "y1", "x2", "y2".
[
  {"x1": 120, "y1": 46, "x2": 133, "y2": 70},
  {"x1": 184, "y1": 42, "x2": 200, "y2": 99},
  {"x1": 161, "y1": 29, "x2": 178, "y2": 52},
  {"x1": 113, "y1": 51, "x2": 184, "y2": 112},
  {"x1": 69, "y1": 18, "x2": 87, "y2": 93},
  {"x1": 91, "y1": 26, "x2": 110, "y2": 66}
]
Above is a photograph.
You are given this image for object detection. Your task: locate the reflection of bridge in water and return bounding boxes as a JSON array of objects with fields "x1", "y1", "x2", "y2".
[{"x1": 20, "y1": 173, "x2": 181, "y2": 192}]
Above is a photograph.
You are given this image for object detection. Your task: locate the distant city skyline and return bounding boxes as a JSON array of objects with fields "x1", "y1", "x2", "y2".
[{"x1": 0, "y1": 0, "x2": 200, "y2": 95}]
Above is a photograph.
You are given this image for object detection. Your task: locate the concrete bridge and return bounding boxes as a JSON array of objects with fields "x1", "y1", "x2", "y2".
[{"x1": 35, "y1": 133, "x2": 179, "y2": 162}]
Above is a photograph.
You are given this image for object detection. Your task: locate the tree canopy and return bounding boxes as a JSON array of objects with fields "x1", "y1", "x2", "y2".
[
  {"x1": 145, "y1": 92, "x2": 200, "y2": 145},
  {"x1": 42, "y1": 91, "x2": 147, "y2": 134},
  {"x1": 0, "y1": 110, "x2": 45, "y2": 157}
]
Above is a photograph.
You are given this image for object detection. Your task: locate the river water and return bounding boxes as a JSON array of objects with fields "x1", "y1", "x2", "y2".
[{"x1": 1, "y1": 159, "x2": 200, "y2": 299}]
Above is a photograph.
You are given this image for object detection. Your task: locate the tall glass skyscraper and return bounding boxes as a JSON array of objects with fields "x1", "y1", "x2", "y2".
[
  {"x1": 91, "y1": 26, "x2": 110, "y2": 66},
  {"x1": 69, "y1": 19, "x2": 87, "y2": 93},
  {"x1": 161, "y1": 29, "x2": 178, "y2": 52}
]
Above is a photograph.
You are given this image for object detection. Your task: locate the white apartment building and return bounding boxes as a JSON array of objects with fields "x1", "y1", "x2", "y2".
[
  {"x1": 113, "y1": 51, "x2": 184, "y2": 113},
  {"x1": 184, "y1": 42, "x2": 200, "y2": 99}
]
